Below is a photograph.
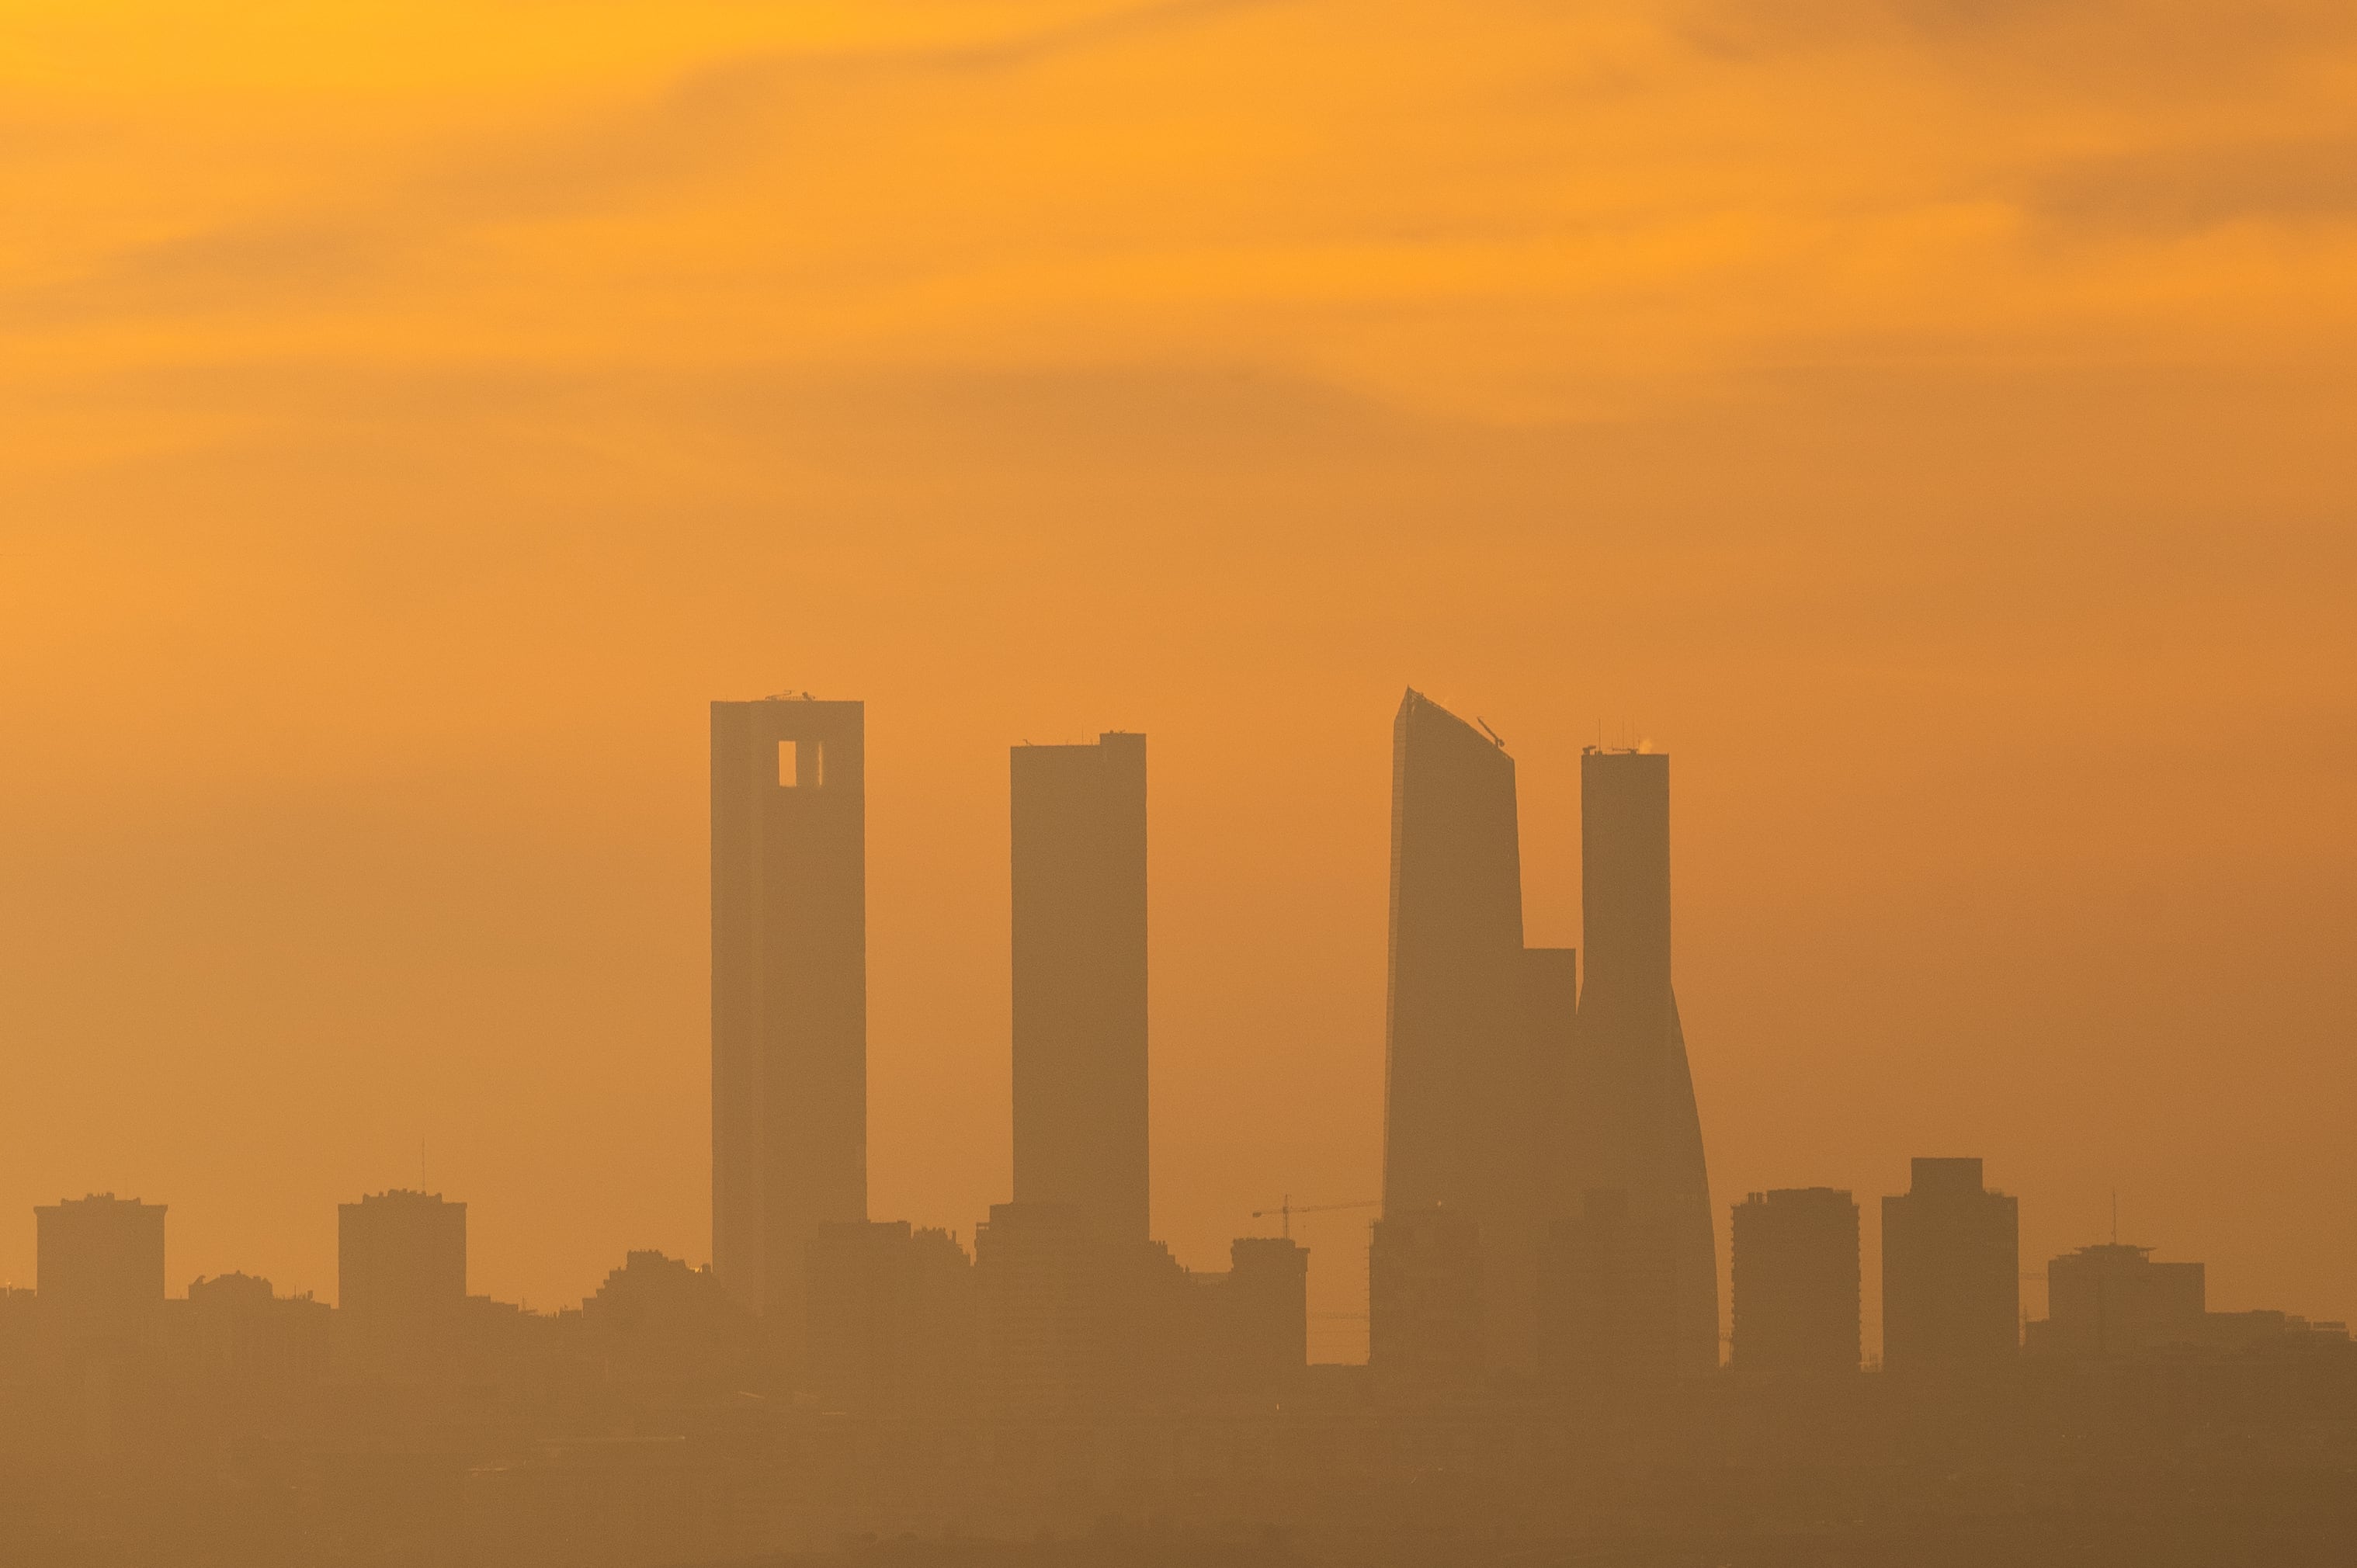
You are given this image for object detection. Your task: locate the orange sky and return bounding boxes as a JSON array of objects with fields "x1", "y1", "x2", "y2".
[{"x1": 2, "y1": 0, "x2": 2353, "y2": 1358}]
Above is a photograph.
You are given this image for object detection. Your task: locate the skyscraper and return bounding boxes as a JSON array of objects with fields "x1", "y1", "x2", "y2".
[
  {"x1": 1731, "y1": 1188, "x2": 1861, "y2": 1374},
  {"x1": 1011, "y1": 731, "x2": 1148, "y2": 1242},
  {"x1": 1881, "y1": 1157, "x2": 2019, "y2": 1371},
  {"x1": 711, "y1": 696, "x2": 868, "y2": 1337},
  {"x1": 1571, "y1": 748, "x2": 1719, "y2": 1375},
  {"x1": 1380, "y1": 689, "x2": 1548, "y2": 1372}
]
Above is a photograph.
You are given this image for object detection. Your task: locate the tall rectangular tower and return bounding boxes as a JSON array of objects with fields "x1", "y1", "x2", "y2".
[
  {"x1": 712, "y1": 696, "x2": 867, "y2": 1332},
  {"x1": 1010, "y1": 732, "x2": 1148, "y2": 1242},
  {"x1": 1573, "y1": 748, "x2": 1718, "y2": 1375}
]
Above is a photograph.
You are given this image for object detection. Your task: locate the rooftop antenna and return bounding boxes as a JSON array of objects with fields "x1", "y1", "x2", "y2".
[
  {"x1": 1476, "y1": 716, "x2": 1505, "y2": 748},
  {"x1": 2112, "y1": 1189, "x2": 2119, "y2": 1246}
]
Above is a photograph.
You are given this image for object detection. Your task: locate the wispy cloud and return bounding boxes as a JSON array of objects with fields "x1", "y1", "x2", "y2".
[
  {"x1": 2029, "y1": 137, "x2": 2357, "y2": 234},
  {"x1": 2, "y1": 0, "x2": 1296, "y2": 328}
]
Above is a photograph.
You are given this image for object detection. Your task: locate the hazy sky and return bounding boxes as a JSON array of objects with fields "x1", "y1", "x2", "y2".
[{"x1": 4, "y1": 0, "x2": 2352, "y2": 1357}]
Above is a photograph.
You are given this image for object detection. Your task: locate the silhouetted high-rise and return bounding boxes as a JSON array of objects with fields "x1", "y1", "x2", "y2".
[
  {"x1": 710, "y1": 696, "x2": 867, "y2": 1338},
  {"x1": 1218, "y1": 1236, "x2": 1310, "y2": 1393},
  {"x1": 805, "y1": 1219, "x2": 977, "y2": 1414},
  {"x1": 1011, "y1": 731, "x2": 1148, "y2": 1242},
  {"x1": 1881, "y1": 1157, "x2": 2019, "y2": 1370},
  {"x1": 974, "y1": 1201, "x2": 1106, "y2": 1410},
  {"x1": 337, "y1": 1188, "x2": 464, "y2": 1377},
  {"x1": 1369, "y1": 1205, "x2": 1485, "y2": 1386},
  {"x1": 1381, "y1": 690, "x2": 1546, "y2": 1372},
  {"x1": 1731, "y1": 1188, "x2": 1860, "y2": 1374},
  {"x1": 1570, "y1": 748, "x2": 1717, "y2": 1375},
  {"x1": 36, "y1": 1194, "x2": 165, "y2": 1351},
  {"x1": 2036, "y1": 1243, "x2": 2204, "y2": 1358},
  {"x1": 1537, "y1": 1187, "x2": 1675, "y2": 1396},
  {"x1": 183, "y1": 1273, "x2": 331, "y2": 1389}
]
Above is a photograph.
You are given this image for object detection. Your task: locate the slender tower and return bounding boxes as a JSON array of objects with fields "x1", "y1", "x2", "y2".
[
  {"x1": 710, "y1": 696, "x2": 867, "y2": 1343},
  {"x1": 1010, "y1": 731, "x2": 1149, "y2": 1242},
  {"x1": 1572, "y1": 748, "x2": 1717, "y2": 1375},
  {"x1": 1380, "y1": 689, "x2": 1547, "y2": 1372}
]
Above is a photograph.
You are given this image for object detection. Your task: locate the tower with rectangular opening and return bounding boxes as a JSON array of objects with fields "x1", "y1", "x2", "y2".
[{"x1": 711, "y1": 696, "x2": 866, "y2": 1344}]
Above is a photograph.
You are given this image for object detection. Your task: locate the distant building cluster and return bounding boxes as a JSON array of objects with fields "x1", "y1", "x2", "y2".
[{"x1": 5, "y1": 689, "x2": 2350, "y2": 1562}]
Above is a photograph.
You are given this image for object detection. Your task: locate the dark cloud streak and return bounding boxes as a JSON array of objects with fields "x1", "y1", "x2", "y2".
[
  {"x1": 0, "y1": 0, "x2": 1296, "y2": 328},
  {"x1": 2028, "y1": 137, "x2": 2357, "y2": 234}
]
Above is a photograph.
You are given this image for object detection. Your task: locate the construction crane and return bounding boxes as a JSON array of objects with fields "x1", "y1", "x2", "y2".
[{"x1": 1251, "y1": 1195, "x2": 1378, "y2": 1240}]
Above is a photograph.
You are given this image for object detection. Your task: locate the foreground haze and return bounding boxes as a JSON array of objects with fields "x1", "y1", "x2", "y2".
[{"x1": 3, "y1": 0, "x2": 2353, "y2": 1359}]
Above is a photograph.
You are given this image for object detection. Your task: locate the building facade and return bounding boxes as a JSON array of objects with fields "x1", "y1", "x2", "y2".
[
  {"x1": 2039, "y1": 1243, "x2": 2205, "y2": 1358},
  {"x1": 36, "y1": 1193, "x2": 166, "y2": 1351},
  {"x1": 805, "y1": 1219, "x2": 977, "y2": 1414},
  {"x1": 1369, "y1": 1205, "x2": 1485, "y2": 1387},
  {"x1": 1220, "y1": 1235, "x2": 1310, "y2": 1393},
  {"x1": 1731, "y1": 1187, "x2": 1861, "y2": 1374},
  {"x1": 974, "y1": 1201, "x2": 1106, "y2": 1411},
  {"x1": 1570, "y1": 748, "x2": 1719, "y2": 1377},
  {"x1": 337, "y1": 1188, "x2": 465, "y2": 1377},
  {"x1": 710, "y1": 696, "x2": 868, "y2": 1338},
  {"x1": 1882, "y1": 1157, "x2": 2019, "y2": 1370},
  {"x1": 1380, "y1": 690, "x2": 1546, "y2": 1373},
  {"x1": 1538, "y1": 1187, "x2": 1678, "y2": 1396},
  {"x1": 1010, "y1": 731, "x2": 1149, "y2": 1243}
]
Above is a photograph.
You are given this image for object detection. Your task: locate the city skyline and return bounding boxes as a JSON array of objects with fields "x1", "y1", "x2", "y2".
[
  {"x1": 6, "y1": 3, "x2": 2350, "y2": 1559},
  {"x1": 5, "y1": 687, "x2": 2341, "y2": 1363},
  {"x1": 5, "y1": 0, "x2": 2352, "y2": 1387},
  {"x1": 9, "y1": 685, "x2": 2345, "y2": 1559}
]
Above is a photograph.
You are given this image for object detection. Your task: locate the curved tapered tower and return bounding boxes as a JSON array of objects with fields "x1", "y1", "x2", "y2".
[{"x1": 1573, "y1": 748, "x2": 1718, "y2": 1375}]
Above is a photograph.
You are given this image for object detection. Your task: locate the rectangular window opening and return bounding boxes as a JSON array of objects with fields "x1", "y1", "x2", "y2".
[{"x1": 778, "y1": 739, "x2": 824, "y2": 789}]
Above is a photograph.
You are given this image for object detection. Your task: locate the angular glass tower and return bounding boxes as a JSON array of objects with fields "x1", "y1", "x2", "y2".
[
  {"x1": 710, "y1": 696, "x2": 867, "y2": 1339},
  {"x1": 1572, "y1": 748, "x2": 1718, "y2": 1375},
  {"x1": 1380, "y1": 689, "x2": 1549, "y2": 1372}
]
